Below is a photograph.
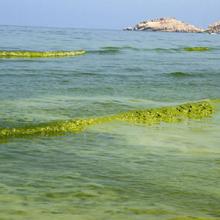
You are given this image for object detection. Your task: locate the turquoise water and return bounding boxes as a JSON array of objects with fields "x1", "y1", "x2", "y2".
[{"x1": 0, "y1": 25, "x2": 220, "y2": 220}]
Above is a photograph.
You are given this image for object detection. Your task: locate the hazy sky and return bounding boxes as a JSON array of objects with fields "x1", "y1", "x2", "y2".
[{"x1": 0, "y1": 0, "x2": 219, "y2": 29}]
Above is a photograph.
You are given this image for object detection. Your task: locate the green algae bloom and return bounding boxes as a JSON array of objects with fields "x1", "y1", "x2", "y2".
[
  {"x1": 0, "y1": 100, "x2": 214, "y2": 141},
  {"x1": 0, "y1": 100, "x2": 214, "y2": 140},
  {"x1": 0, "y1": 117, "x2": 114, "y2": 140},
  {"x1": 118, "y1": 100, "x2": 214, "y2": 124},
  {"x1": 0, "y1": 50, "x2": 86, "y2": 58},
  {"x1": 183, "y1": 47, "x2": 210, "y2": 52}
]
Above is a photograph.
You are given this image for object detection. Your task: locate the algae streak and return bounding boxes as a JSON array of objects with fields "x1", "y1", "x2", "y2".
[
  {"x1": 118, "y1": 101, "x2": 213, "y2": 124},
  {"x1": 183, "y1": 47, "x2": 210, "y2": 52},
  {"x1": 0, "y1": 50, "x2": 86, "y2": 58},
  {"x1": 0, "y1": 101, "x2": 214, "y2": 140}
]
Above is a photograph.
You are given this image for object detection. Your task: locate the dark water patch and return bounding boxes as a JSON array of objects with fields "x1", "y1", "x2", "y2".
[
  {"x1": 167, "y1": 71, "x2": 220, "y2": 79},
  {"x1": 0, "y1": 100, "x2": 215, "y2": 142},
  {"x1": 168, "y1": 72, "x2": 195, "y2": 78},
  {"x1": 88, "y1": 48, "x2": 121, "y2": 55},
  {"x1": 101, "y1": 46, "x2": 121, "y2": 51},
  {"x1": 88, "y1": 46, "x2": 142, "y2": 55},
  {"x1": 168, "y1": 72, "x2": 191, "y2": 77},
  {"x1": 44, "y1": 190, "x2": 98, "y2": 200}
]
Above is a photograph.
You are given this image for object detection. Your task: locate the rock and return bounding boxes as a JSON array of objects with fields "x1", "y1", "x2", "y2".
[
  {"x1": 207, "y1": 21, "x2": 220, "y2": 33},
  {"x1": 123, "y1": 27, "x2": 133, "y2": 31},
  {"x1": 125, "y1": 17, "x2": 204, "y2": 33}
]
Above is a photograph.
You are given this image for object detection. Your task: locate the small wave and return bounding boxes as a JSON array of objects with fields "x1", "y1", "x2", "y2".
[
  {"x1": 88, "y1": 46, "x2": 141, "y2": 55},
  {"x1": 0, "y1": 50, "x2": 86, "y2": 58},
  {"x1": 153, "y1": 48, "x2": 180, "y2": 53},
  {"x1": 101, "y1": 46, "x2": 121, "y2": 51},
  {"x1": 0, "y1": 100, "x2": 214, "y2": 141},
  {"x1": 101, "y1": 46, "x2": 140, "y2": 51},
  {"x1": 88, "y1": 50, "x2": 120, "y2": 55},
  {"x1": 88, "y1": 47, "x2": 121, "y2": 55},
  {"x1": 168, "y1": 71, "x2": 208, "y2": 78},
  {"x1": 120, "y1": 46, "x2": 141, "y2": 51},
  {"x1": 168, "y1": 71, "x2": 193, "y2": 77}
]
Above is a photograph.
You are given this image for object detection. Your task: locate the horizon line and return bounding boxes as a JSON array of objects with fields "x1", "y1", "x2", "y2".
[{"x1": 0, "y1": 23, "x2": 122, "y2": 31}]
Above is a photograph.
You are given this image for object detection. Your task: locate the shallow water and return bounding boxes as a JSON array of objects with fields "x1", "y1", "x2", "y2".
[{"x1": 0, "y1": 26, "x2": 220, "y2": 220}]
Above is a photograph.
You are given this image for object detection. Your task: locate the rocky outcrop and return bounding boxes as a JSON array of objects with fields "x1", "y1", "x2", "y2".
[
  {"x1": 123, "y1": 27, "x2": 133, "y2": 31},
  {"x1": 207, "y1": 21, "x2": 220, "y2": 33},
  {"x1": 125, "y1": 17, "x2": 204, "y2": 33}
]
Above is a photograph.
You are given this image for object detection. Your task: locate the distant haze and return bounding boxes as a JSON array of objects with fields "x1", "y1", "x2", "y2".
[{"x1": 0, "y1": 0, "x2": 219, "y2": 29}]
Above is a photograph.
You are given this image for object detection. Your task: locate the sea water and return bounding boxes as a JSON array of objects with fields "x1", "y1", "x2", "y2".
[{"x1": 0, "y1": 25, "x2": 220, "y2": 220}]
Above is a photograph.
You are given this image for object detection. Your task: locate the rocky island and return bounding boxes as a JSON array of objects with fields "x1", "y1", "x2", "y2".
[
  {"x1": 124, "y1": 18, "x2": 204, "y2": 33},
  {"x1": 124, "y1": 17, "x2": 220, "y2": 34},
  {"x1": 207, "y1": 21, "x2": 220, "y2": 33}
]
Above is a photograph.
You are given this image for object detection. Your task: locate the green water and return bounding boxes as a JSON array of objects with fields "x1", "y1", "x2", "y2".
[{"x1": 0, "y1": 26, "x2": 220, "y2": 220}]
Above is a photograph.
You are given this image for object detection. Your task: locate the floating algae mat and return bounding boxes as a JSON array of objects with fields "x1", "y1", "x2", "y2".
[
  {"x1": 0, "y1": 100, "x2": 214, "y2": 140},
  {"x1": 0, "y1": 50, "x2": 86, "y2": 58},
  {"x1": 183, "y1": 47, "x2": 210, "y2": 52}
]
